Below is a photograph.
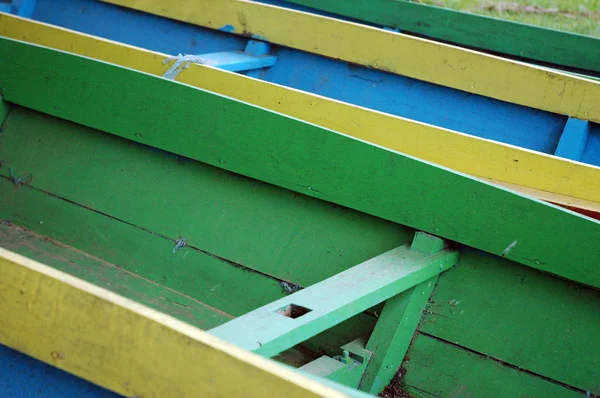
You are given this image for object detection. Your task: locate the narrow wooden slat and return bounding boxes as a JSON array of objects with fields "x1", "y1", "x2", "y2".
[
  {"x1": 359, "y1": 276, "x2": 438, "y2": 394},
  {"x1": 209, "y1": 238, "x2": 458, "y2": 357},
  {"x1": 101, "y1": 0, "x2": 600, "y2": 124},
  {"x1": 419, "y1": 249, "x2": 600, "y2": 393},
  {"x1": 284, "y1": 0, "x2": 600, "y2": 74},
  {"x1": 2, "y1": 14, "x2": 599, "y2": 214},
  {"x1": 0, "y1": 247, "x2": 348, "y2": 398},
  {"x1": 0, "y1": 38, "x2": 598, "y2": 288}
]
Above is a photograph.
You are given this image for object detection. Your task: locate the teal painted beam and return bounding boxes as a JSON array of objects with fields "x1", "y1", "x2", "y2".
[
  {"x1": 284, "y1": 0, "x2": 600, "y2": 74},
  {"x1": 359, "y1": 276, "x2": 438, "y2": 394},
  {"x1": 0, "y1": 38, "x2": 599, "y2": 288},
  {"x1": 209, "y1": 233, "x2": 458, "y2": 357}
]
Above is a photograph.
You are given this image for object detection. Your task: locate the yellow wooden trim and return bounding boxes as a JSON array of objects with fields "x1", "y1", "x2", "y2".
[
  {"x1": 1, "y1": 14, "x2": 599, "y2": 209},
  {"x1": 100, "y1": 0, "x2": 600, "y2": 124},
  {"x1": 0, "y1": 247, "x2": 345, "y2": 397}
]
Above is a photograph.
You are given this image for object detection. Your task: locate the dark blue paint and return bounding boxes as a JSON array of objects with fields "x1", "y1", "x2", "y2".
[
  {"x1": 0, "y1": 344, "x2": 121, "y2": 397},
  {"x1": 554, "y1": 118, "x2": 590, "y2": 161}
]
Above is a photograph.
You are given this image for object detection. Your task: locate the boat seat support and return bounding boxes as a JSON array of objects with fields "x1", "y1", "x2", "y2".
[
  {"x1": 208, "y1": 232, "x2": 458, "y2": 358},
  {"x1": 554, "y1": 117, "x2": 590, "y2": 161},
  {"x1": 198, "y1": 40, "x2": 277, "y2": 73},
  {"x1": 0, "y1": 0, "x2": 36, "y2": 17}
]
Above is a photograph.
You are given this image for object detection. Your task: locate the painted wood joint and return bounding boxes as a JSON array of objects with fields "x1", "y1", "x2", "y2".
[
  {"x1": 300, "y1": 338, "x2": 373, "y2": 388},
  {"x1": 208, "y1": 235, "x2": 458, "y2": 358},
  {"x1": 554, "y1": 117, "x2": 591, "y2": 161},
  {"x1": 199, "y1": 40, "x2": 276, "y2": 73}
]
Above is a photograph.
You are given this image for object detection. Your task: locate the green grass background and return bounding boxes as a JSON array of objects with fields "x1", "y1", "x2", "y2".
[{"x1": 419, "y1": 0, "x2": 600, "y2": 36}]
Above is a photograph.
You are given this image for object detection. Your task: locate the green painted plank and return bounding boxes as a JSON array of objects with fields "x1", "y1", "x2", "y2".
[
  {"x1": 0, "y1": 108, "x2": 377, "y2": 356},
  {"x1": 0, "y1": 223, "x2": 231, "y2": 330},
  {"x1": 420, "y1": 248, "x2": 600, "y2": 394},
  {"x1": 360, "y1": 276, "x2": 438, "y2": 394},
  {"x1": 0, "y1": 96, "x2": 9, "y2": 126},
  {"x1": 285, "y1": 0, "x2": 600, "y2": 74},
  {"x1": 0, "y1": 106, "x2": 411, "y2": 289},
  {"x1": 209, "y1": 238, "x2": 458, "y2": 357},
  {"x1": 0, "y1": 175, "x2": 376, "y2": 356},
  {"x1": 0, "y1": 39, "x2": 598, "y2": 288},
  {"x1": 402, "y1": 334, "x2": 583, "y2": 398}
]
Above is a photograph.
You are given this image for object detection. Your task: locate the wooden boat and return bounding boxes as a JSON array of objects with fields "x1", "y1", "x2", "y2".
[
  {"x1": 1, "y1": 27, "x2": 599, "y2": 398},
  {"x1": 3, "y1": 0, "x2": 600, "y2": 220},
  {"x1": 283, "y1": 0, "x2": 600, "y2": 75}
]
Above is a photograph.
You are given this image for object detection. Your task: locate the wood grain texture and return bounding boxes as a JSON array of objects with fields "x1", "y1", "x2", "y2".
[
  {"x1": 420, "y1": 249, "x2": 600, "y2": 393},
  {"x1": 402, "y1": 334, "x2": 582, "y2": 398},
  {"x1": 0, "y1": 107, "x2": 380, "y2": 355},
  {"x1": 101, "y1": 0, "x2": 600, "y2": 123},
  {"x1": 0, "y1": 223, "x2": 232, "y2": 330},
  {"x1": 0, "y1": 38, "x2": 598, "y2": 287},
  {"x1": 285, "y1": 0, "x2": 600, "y2": 73},
  {"x1": 2, "y1": 13, "x2": 599, "y2": 214},
  {"x1": 0, "y1": 247, "x2": 349, "y2": 398}
]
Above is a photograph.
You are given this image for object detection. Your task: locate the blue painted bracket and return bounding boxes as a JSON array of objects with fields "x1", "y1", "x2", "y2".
[
  {"x1": 0, "y1": 0, "x2": 37, "y2": 17},
  {"x1": 554, "y1": 117, "x2": 591, "y2": 161},
  {"x1": 199, "y1": 40, "x2": 276, "y2": 73}
]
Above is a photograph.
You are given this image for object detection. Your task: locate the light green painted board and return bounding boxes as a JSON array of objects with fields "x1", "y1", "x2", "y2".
[
  {"x1": 0, "y1": 106, "x2": 411, "y2": 288},
  {"x1": 420, "y1": 248, "x2": 600, "y2": 394},
  {"x1": 0, "y1": 223, "x2": 231, "y2": 330},
  {"x1": 0, "y1": 38, "x2": 598, "y2": 287},
  {"x1": 210, "y1": 243, "x2": 457, "y2": 357},
  {"x1": 403, "y1": 334, "x2": 583, "y2": 398},
  {"x1": 360, "y1": 276, "x2": 438, "y2": 394}
]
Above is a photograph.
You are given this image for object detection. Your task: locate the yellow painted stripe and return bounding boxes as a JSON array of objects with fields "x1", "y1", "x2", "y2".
[
  {"x1": 101, "y1": 0, "x2": 600, "y2": 124},
  {"x1": 1, "y1": 14, "x2": 599, "y2": 210},
  {"x1": 0, "y1": 247, "x2": 346, "y2": 398}
]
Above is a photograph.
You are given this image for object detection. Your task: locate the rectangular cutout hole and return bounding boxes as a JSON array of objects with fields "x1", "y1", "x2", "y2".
[{"x1": 276, "y1": 304, "x2": 312, "y2": 319}]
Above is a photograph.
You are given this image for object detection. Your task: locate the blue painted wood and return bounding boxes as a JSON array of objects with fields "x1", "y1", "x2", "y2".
[
  {"x1": 555, "y1": 118, "x2": 591, "y2": 161},
  {"x1": 3, "y1": 0, "x2": 37, "y2": 17},
  {"x1": 200, "y1": 50, "x2": 277, "y2": 72},
  {"x1": 244, "y1": 40, "x2": 274, "y2": 78},
  {"x1": 25, "y1": 0, "x2": 584, "y2": 164},
  {"x1": 0, "y1": 344, "x2": 119, "y2": 397}
]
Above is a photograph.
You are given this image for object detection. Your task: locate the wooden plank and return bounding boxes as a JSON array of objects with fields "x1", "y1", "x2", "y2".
[
  {"x1": 101, "y1": 0, "x2": 600, "y2": 124},
  {"x1": 0, "y1": 223, "x2": 232, "y2": 330},
  {"x1": 0, "y1": 105, "x2": 408, "y2": 303},
  {"x1": 402, "y1": 334, "x2": 583, "y2": 397},
  {"x1": 0, "y1": 248, "x2": 348, "y2": 398},
  {"x1": 284, "y1": 0, "x2": 600, "y2": 74},
  {"x1": 2, "y1": 14, "x2": 599, "y2": 214},
  {"x1": 419, "y1": 249, "x2": 600, "y2": 393},
  {"x1": 210, "y1": 238, "x2": 458, "y2": 357},
  {"x1": 359, "y1": 277, "x2": 437, "y2": 394},
  {"x1": 0, "y1": 107, "x2": 379, "y2": 355},
  {"x1": 0, "y1": 38, "x2": 598, "y2": 288}
]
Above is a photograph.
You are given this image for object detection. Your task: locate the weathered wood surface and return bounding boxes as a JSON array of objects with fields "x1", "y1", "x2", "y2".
[
  {"x1": 0, "y1": 38, "x2": 598, "y2": 287},
  {"x1": 102, "y1": 0, "x2": 600, "y2": 123},
  {"x1": 420, "y1": 249, "x2": 600, "y2": 393},
  {"x1": 0, "y1": 107, "x2": 383, "y2": 354},
  {"x1": 2, "y1": 13, "x2": 599, "y2": 215},
  {"x1": 403, "y1": 334, "x2": 583, "y2": 398},
  {"x1": 285, "y1": 0, "x2": 600, "y2": 74},
  {"x1": 0, "y1": 248, "x2": 350, "y2": 398}
]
